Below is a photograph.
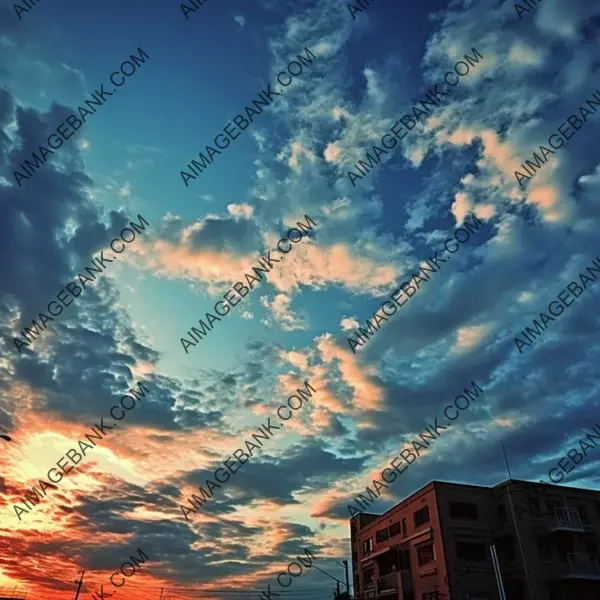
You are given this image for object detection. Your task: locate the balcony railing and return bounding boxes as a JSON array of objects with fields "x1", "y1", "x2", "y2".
[
  {"x1": 556, "y1": 553, "x2": 600, "y2": 579},
  {"x1": 548, "y1": 507, "x2": 584, "y2": 531},
  {"x1": 377, "y1": 572, "x2": 399, "y2": 592},
  {"x1": 363, "y1": 584, "x2": 376, "y2": 599}
]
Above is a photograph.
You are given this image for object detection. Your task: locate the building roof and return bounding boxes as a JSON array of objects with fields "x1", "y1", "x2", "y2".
[{"x1": 350, "y1": 477, "x2": 600, "y2": 525}]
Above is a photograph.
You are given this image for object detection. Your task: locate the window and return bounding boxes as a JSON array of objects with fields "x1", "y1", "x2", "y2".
[
  {"x1": 364, "y1": 569, "x2": 374, "y2": 585},
  {"x1": 556, "y1": 533, "x2": 574, "y2": 557},
  {"x1": 389, "y1": 521, "x2": 401, "y2": 537},
  {"x1": 494, "y1": 535, "x2": 516, "y2": 562},
  {"x1": 417, "y1": 542, "x2": 435, "y2": 566},
  {"x1": 578, "y1": 505, "x2": 590, "y2": 525},
  {"x1": 546, "y1": 499, "x2": 562, "y2": 517},
  {"x1": 422, "y1": 593, "x2": 441, "y2": 600},
  {"x1": 402, "y1": 518, "x2": 408, "y2": 537},
  {"x1": 537, "y1": 534, "x2": 552, "y2": 560},
  {"x1": 525, "y1": 496, "x2": 540, "y2": 515},
  {"x1": 376, "y1": 528, "x2": 389, "y2": 543},
  {"x1": 583, "y1": 533, "x2": 597, "y2": 555},
  {"x1": 362, "y1": 538, "x2": 373, "y2": 556},
  {"x1": 449, "y1": 501, "x2": 479, "y2": 520},
  {"x1": 414, "y1": 506, "x2": 430, "y2": 528},
  {"x1": 455, "y1": 542, "x2": 487, "y2": 561}
]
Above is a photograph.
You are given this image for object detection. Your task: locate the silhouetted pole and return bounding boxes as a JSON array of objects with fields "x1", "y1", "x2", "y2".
[
  {"x1": 73, "y1": 571, "x2": 85, "y2": 600},
  {"x1": 502, "y1": 444, "x2": 535, "y2": 600},
  {"x1": 343, "y1": 560, "x2": 349, "y2": 593},
  {"x1": 159, "y1": 587, "x2": 164, "y2": 599}
]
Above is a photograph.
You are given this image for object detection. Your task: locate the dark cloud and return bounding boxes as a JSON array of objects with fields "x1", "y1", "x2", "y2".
[{"x1": 186, "y1": 441, "x2": 366, "y2": 507}]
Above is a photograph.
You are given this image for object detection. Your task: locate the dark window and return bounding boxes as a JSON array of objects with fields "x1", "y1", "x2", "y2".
[
  {"x1": 402, "y1": 518, "x2": 408, "y2": 537},
  {"x1": 423, "y1": 593, "x2": 441, "y2": 600},
  {"x1": 494, "y1": 535, "x2": 515, "y2": 562},
  {"x1": 546, "y1": 499, "x2": 562, "y2": 517},
  {"x1": 449, "y1": 501, "x2": 479, "y2": 520},
  {"x1": 414, "y1": 506, "x2": 430, "y2": 528},
  {"x1": 364, "y1": 569, "x2": 374, "y2": 585},
  {"x1": 363, "y1": 538, "x2": 373, "y2": 555},
  {"x1": 417, "y1": 542, "x2": 435, "y2": 566},
  {"x1": 398, "y1": 547, "x2": 411, "y2": 570},
  {"x1": 525, "y1": 496, "x2": 540, "y2": 515},
  {"x1": 537, "y1": 534, "x2": 552, "y2": 560},
  {"x1": 497, "y1": 503, "x2": 506, "y2": 519},
  {"x1": 389, "y1": 522, "x2": 401, "y2": 537},
  {"x1": 578, "y1": 505, "x2": 590, "y2": 525},
  {"x1": 376, "y1": 528, "x2": 389, "y2": 543},
  {"x1": 556, "y1": 533, "x2": 574, "y2": 559},
  {"x1": 456, "y1": 541, "x2": 487, "y2": 561},
  {"x1": 583, "y1": 534, "x2": 597, "y2": 555}
]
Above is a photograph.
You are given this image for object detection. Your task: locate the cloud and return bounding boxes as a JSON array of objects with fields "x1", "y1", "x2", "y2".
[
  {"x1": 340, "y1": 316, "x2": 359, "y2": 331},
  {"x1": 260, "y1": 293, "x2": 308, "y2": 331},
  {"x1": 5, "y1": 0, "x2": 600, "y2": 595},
  {"x1": 227, "y1": 203, "x2": 254, "y2": 219}
]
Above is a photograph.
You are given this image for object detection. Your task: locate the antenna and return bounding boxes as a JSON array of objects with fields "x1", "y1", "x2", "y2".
[
  {"x1": 501, "y1": 444, "x2": 535, "y2": 600},
  {"x1": 73, "y1": 571, "x2": 85, "y2": 600},
  {"x1": 501, "y1": 444, "x2": 512, "y2": 480}
]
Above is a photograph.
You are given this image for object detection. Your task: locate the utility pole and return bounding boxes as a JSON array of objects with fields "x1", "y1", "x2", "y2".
[
  {"x1": 159, "y1": 587, "x2": 164, "y2": 599},
  {"x1": 342, "y1": 560, "x2": 350, "y2": 593},
  {"x1": 73, "y1": 571, "x2": 85, "y2": 600}
]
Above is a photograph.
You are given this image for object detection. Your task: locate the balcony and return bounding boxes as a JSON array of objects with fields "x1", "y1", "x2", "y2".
[
  {"x1": 364, "y1": 582, "x2": 376, "y2": 599},
  {"x1": 375, "y1": 570, "x2": 412, "y2": 599},
  {"x1": 377, "y1": 572, "x2": 401, "y2": 594},
  {"x1": 555, "y1": 553, "x2": 600, "y2": 579},
  {"x1": 547, "y1": 507, "x2": 584, "y2": 532}
]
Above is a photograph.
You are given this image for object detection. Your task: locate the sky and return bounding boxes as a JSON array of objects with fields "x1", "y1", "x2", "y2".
[{"x1": 1, "y1": 0, "x2": 600, "y2": 597}]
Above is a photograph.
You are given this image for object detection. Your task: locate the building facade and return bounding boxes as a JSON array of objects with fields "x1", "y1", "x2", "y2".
[{"x1": 349, "y1": 479, "x2": 600, "y2": 600}]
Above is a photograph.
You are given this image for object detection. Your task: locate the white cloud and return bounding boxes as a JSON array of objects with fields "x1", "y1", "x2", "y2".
[
  {"x1": 452, "y1": 323, "x2": 493, "y2": 354},
  {"x1": 227, "y1": 203, "x2": 254, "y2": 219},
  {"x1": 279, "y1": 140, "x2": 317, "y2": 172},
  {"x1": 234, "y1": 15, "x2": 246, "y2": 27},
  {"x1": 118, "y1": 182, "x2": 132, "y2": 197},
  {"x1": 508, "y1": 41, "x2": 544, "y2": 67},
  {"x1": 260, "y1": 294, "x2": 308, "y2": 331},
  {"x1": 340, "y1": 317, "x2": 359, "y2": 331},
  {"x1": 323, "y1": 143, "x2": 342, "y2": 163}
]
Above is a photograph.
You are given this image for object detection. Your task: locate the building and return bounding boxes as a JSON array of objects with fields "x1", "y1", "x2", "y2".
[{"x1": 349, "y1": 479, "x2": 600, "y2": 600}]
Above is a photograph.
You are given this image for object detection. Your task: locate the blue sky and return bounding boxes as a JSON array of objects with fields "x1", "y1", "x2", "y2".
[{"x1": 2, "y1": 0, "x2": 600, "y2": 597}]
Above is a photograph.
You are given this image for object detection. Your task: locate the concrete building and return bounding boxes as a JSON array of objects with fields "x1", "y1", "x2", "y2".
[{"x1": 349, "y1": 479, "x2": 600, "y2": 600}]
